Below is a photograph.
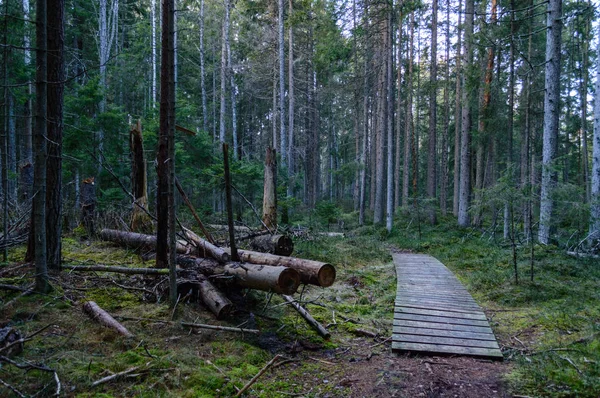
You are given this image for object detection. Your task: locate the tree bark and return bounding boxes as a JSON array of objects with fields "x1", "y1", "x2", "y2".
[
  {"x1": 46, "y1": 0, "x2": 65, "y2": 270},
  {"x1": 219, "y1": 0, "x2": 230, "y2": 143},
  {"x1": 177, "y1": 256, "x2": 300, "y2": 295},
  {"x1": 183, "y1": 228, "x2": 229, "y2": 263},
  {"x1": 288, "y1": 0, "x2": 295, "y2": 191},
  {"x1": 196, "y1": 278, "x2": 233, "y2": 319},
  {"x1": 130, "y1": 120, "x2": 152, "y2": 233},
  {"x1": 589, "y1": 34, "x2": 600, "y2": 241},
  {"x1": 538, "y1": 0, "x2": 562, "y2": 244},
  {"x1": 278, "y1": 0, "x2": 286, "y2": 165},
  {"x1": 453, "y1": 0, "x2": 462, "y2": 217},
  {"x1": 199, "y1": 0, "x2": 207, "y2": 131},
  {"x1": 427, "y1": 0, "x2": 438, "y2": 225},
  {"x1": 458, "y1": 0, "x2": 474, "y2": 227},
  {"x1": 83, "y1": 301, "x2": 134, "y2": 337},
  {"x1": 33, "y1": 0, "x2": 49, "y2": 292},
  {"x1": 385, "y1": 5, "x2": 394, "y2": 232},
  {"x1": 224, "y1": 248, "x2": 335, "y2": 287},
  {"x1": 440, "y1": 0, "x2": 451, "y2": 216},
  {"x1": 262, "y1": 147, "x2": 277, "y2": 230},
  {"x1": 250, "y1": 234, "x2": 293, "y2": 256},
  {"x1": 402, "y1": 12, "x2": 415, "y2": 208}
]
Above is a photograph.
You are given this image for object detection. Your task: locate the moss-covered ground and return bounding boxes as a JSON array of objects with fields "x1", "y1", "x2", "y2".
[{"x1": 1, "y1": 214, "x2": 599, "y2": 397}]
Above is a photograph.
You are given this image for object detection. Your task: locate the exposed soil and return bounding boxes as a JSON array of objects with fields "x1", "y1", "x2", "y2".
[{"x1": 261, "y1": 336, "x2": 510, "y2": 398}]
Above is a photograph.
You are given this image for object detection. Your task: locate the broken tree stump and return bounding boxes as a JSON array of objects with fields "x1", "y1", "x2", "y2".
[
  {"x1": 250, "y1": 234, "x2": 294, "y2": 256},
  {"x1": 83, "y1": 301, "x2": 134, "y2": 338}
]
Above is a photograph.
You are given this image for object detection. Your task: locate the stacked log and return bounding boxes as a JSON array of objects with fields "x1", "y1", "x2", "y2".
[
  {"x1": 250, "y1": 234, "x2": 293, "y2": 256},
  {"x1": 99, "y1": 228, "x2": 336, "y2": 324}
]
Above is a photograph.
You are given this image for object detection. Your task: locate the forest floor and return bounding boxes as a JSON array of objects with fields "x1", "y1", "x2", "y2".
[{"x1": 1, "y1": 215, "x2": 599, "y2": 397}]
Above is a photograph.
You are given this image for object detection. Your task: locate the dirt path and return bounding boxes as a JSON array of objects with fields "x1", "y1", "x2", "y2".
[{"x1": 264, "y1": 340, "x2": 509, "y2": 397}]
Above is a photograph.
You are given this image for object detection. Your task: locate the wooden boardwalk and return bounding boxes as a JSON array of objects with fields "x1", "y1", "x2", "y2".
[{"x1": 392, "y1": 253, "x2": 503, "y2": 360}]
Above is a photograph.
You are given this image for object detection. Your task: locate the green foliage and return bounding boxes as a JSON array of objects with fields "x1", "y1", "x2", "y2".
[{"x1": 314, "y1": 201, "x2": 341, "y2": 228}]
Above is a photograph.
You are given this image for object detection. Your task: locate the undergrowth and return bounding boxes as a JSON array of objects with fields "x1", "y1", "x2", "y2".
[{"x1": 1, "y1": 213, "x2": 598, "y2": 397}]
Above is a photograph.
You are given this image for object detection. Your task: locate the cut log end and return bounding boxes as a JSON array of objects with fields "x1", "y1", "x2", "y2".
[
  {"x1": 316, "y1": 264, "x2": 336, "y2": 287},
  {"x1": 277, "y1": 267, "x2": 301, "y2": 295}
]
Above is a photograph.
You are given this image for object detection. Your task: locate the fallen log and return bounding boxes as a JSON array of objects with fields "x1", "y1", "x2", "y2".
[
  {"x1": 282, "y1": 295, "x2": 330, "y2": 339},
  {"x1": 83, "y1": 301, "x2": 134, "y2": 338},
  {"x1": 197, "y1": 278, "x2": 233, "y2": 319},
  {"x1": 100, "y1": 229, "x2": 192, "y2": 254},
  {"x1": 184, "y1": 228, "x2": 229, "y2": 263},
  {"x1": 223, "y1": 248, "x2": 336, "y2": 287},
  {"x1": 177, "y1": 256, "x2": 300, "y2": 295},
  {"x1": 250, "y1": 234, "x2": 294, "y2": 256},
  {"x1": 208, "y1": 224, "x2": 252, "y2": 233},
  {"x1": 63, "y1": 264, "x2": 169, "y2": 275},
  {"x1": 118, "y1": 316, "x2": 260, "y2": 334}
]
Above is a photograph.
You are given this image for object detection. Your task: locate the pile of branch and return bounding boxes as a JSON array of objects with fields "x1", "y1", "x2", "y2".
[{"x1": 97, "y1": 229, "x2": 336, "y2": 322}]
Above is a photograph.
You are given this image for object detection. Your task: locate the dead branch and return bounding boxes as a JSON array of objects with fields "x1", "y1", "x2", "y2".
[
  {"x1": 118, "y1": 316, "x2": 260, "y2": 334},
  {"x1": 235, "y1": 354, "x2": 283, "y2": 397},
  {"x1": 91, "y1": 365, "x2": 142, "y2": 387},
  {"x1": 83, "y1": 301, "x2": 134, "y2": 338},
  {"x1": 281, "y1": 295, "x2": 330, "y2": 339},
  {"x1": 63, "y1": 264, "x2": 169, "y2": 275}
]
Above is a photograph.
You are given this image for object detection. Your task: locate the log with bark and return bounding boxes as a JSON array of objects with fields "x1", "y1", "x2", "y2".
[
  {"x1": 184, "y1": 228, "x2": 229, "y2": 263},
  {"x1": 100, "y1": 229, "x2": 192, "y2": 254},
  {"x1": 224, "y1": 248, "x2": 336, "y2": 287},
  {"x1": 282, "y1": 295, "x2": 330, "y2": 339},
  {"x1": 83, "y1": 301, "x2": 134, "y2": 338},
  {"x1": 250, "y1": 234, "x2": 293, "y2": 256},
  {"x1": 197, "y1": 278, "x2": 233, "y2": 319},
  {"x1": 176, "y1": 256, "x2": 300, "y2": 295}
]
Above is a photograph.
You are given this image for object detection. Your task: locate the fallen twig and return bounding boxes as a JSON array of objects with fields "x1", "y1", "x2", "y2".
[
  {"x1": 91, "y1": 366, "x2": 141, "y2": 387},
  {"x1": 235, "y1": 354, "x2": 282, "y2": 397},
  {"x1": 118, "y1": 316, "x2": 260, "y2": 334},
  {"x1": 0, "y1": 377, "x2": 26, "y2": 398}
]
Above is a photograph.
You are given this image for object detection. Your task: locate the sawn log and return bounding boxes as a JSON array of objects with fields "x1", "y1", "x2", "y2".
[
  {"x1": 177, "y1": 256, "x2": 300, "y2": 295},
  {"x1": 250, "y1": 234, "x2": 294, "y2": 256},
  {"x1": 223, "y1": 248, "x2": 336, "y2": 287}
]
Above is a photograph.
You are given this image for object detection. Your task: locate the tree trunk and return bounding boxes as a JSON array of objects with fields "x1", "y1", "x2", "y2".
[
  {"x1": 262, "y1": 147, "x2": 277, "y2": 230},
  {"x1": 440, "y1": 0, "x2": 450, "y2": 217},
  {"x1": 224, "y1": 248, "x2": 335, "y2": 287},
  {"x1": 250, "y1": 234, "x2": 293, "y2": 256},
  {"x1": 453, "y1": 0, "x2": 462, "y2": 217},
  {"x1": 130, "y1": 120, "x2": 152, "y2": 233},
  {"x1": 580, "y1": 17, "x2": 590, "y2": 203},
  {"x1": 199, "y1": 0, "x2": 207, "y2": 131},
  {"x1": 46, "y1": 0, "x2": 65, "y2": 270},
  {"x1": 100, "y1": 229, "x2": 189, "y2": 253},
  {"x1": 538, "y1": 0, "x2": 562, "y2": 244},
  {"x1": 151, "y1": 0, "x2": 157, "y2": 107},
  {"x1": 458, "y1": 0, "x2": 474, "y2": 227},
  {"x1": 81, "y1": 177, "x2": 96, "y2": 236},
  {"x1": 394, "y1": 6, "x2": 403, "y2": 211},
  {"x1": 157, "y1": 0, "x2": 177, "y2": 307},
  {"x1": 219, "y1": 0, "x2": 230, "y2": 143},
  {"x1": 278, "y1": 0, "x2": 286, "y2": 165},
  {"x1": 402, "y1": 12, "x2": 415, "y2": 209},
  {"x1": 288, "y1": 0, "x2": 295, "y2": 193},
  {"x1": 589, "y1": 34, "x2": 600, "y2": 241},
  {"x1": 385, "y1": 5, "x2": 394, "y2": 232},
  {"x1": 33, "y1": 0, "x2": 49, "y2": 292},
  {"x1": 373, "y1": 3, "x2": 386, "y2": 225},
  {"x1": 427, "y1": 0, "x2": 438, "y2": 225},
  {"x1": 504, "y1": 0, "x2": 516, "y2": 239}
]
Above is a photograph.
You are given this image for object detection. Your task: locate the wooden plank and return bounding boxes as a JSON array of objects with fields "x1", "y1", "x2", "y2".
[
  {"x1": 393, "y1": 333, "x2": 500, "y2": 349},
  {"x1": 393, "y1": 319, "x2": 494, "y2": 334},
  {"x1": 394, "y1": 301, "x2": 483, "y2": 314},
  {"x1": 395, "y1": 306, "x2": 488, "y2": 321},
  {"x1": 394, "y1": 313, "x2": 490, "y2": 327},
  {"x1": 397, "y1": 294, "x2": 478, "y2": 304},
  {"x1": 393, "y1": 326, "x2": 496, "y2": 340},
  {"x1": 392, "y1": 342, "x2": 503, "y2": 360}
]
